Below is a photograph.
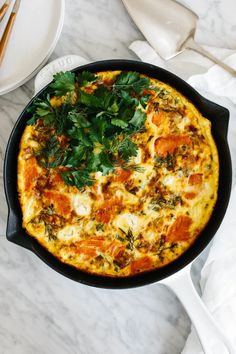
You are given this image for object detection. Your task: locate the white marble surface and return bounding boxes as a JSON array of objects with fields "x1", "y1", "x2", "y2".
[{"x1": 0, "y1": 1, "x2": 236, "y2": 353}]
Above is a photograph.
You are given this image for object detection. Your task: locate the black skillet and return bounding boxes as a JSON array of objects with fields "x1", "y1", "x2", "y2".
[{"x1": 4, "y1": 59, "x2": 232, "y2": 288}]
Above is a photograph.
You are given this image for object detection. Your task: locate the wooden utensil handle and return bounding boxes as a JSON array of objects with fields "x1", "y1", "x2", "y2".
[
  {"x1": 0, "y1": 11, "x2": 16, "y2": 65},
  {"x1": 0, "y1": 3, "x2": 9, "y2": 22}
]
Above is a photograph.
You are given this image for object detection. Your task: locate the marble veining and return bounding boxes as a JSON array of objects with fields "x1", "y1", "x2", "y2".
[{"x1": 0, "y1": 1, "x2": 236, "y2": 353}]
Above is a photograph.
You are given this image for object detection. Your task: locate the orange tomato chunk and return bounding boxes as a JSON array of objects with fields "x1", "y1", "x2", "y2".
[
  {"x1": 50, "y1": 173, "x2": 63, "y2": 187},
  {"x1": 24, "y1": 157, "x2": 39, "y2": 191},
  {"x1": 152, "y1": 111, "x2": 166, "y2": 126},
  {"x1": 95, "y1": 197, "x2": 122, "y2": 223},
  {"x1": 188, "y1": 173, "x2": 203, "y2": 185},
  {"x1": 131, "y1": 256, "x2": 153, "y2": 273},
  {"x1": 155, "y1": 135, "x2": 191, "y2": 157},
  {"x1": 184, "y1": 192, "x2": 197, "y2": 200},
  {"x1": 166, "y1": 215, "x2": 193, "y2": 242},
  {"x1": 43, "y1": 191, "x2": 71, "y2": 217},
  {"x1": 114, "y1": 168, "x2": 132, "y2": 183},
  {"x1": 75, "y1": 237, "x2": 106, "y2": 259},
  {"x1": 106, "y1": 240, "x2": 125, "y2": 258}
]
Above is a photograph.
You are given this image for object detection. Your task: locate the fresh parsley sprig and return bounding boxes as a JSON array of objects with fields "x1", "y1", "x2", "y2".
[
  {"x1": 113, "y1": 71, "x2": 150, "y2": 95},
  {"x1": 49, "y1": 72, "x2": 76, "y2": 96}
]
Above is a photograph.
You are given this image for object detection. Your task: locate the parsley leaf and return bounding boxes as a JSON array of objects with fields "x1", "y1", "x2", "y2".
[
  {"x1": 67, "y1": 126, "x2": 93, "y2": 147},
  {"x1": 54, "y1": 103, "x2": 73, "y2": 134},
  {"x1": 118, "y1": 137, "x2": 138, "y2": 161},
  {"x1": 27, "y1": 94, "x2": 55, "y2": 125},
  {"x1": 78, "y1": 71, "x2": 96, "y2": 87},
  {"x1": 79, "y1": 90, "x2": 101, "y2": 108},
  {"x1": 111, "y1": 119, "x2": 128, "y2": 128},
  {"x1": 65, "y1": 145, "x2": 86, "y2": 167},
  {"x1": 86, "y1": 153, "x2": 101, "y2": 171},
  {"x1": 35, "y1": 136, "x2": 68, "y2": 168},
  {"x1": 49, "y1": 72, "x2": 76, "y2": 96},
  {"x1": 98, "y1": 152, "x2": 114, "y2": 175},
  {"x1": 114, "y1": 71, "x2": 150, "y2": 94},
  {"x1": 129, "y1": 109, "x2": 146, "y2": 129},
  {"x1": 68, "y1": 110, "x2": 91, "y2": 128},
  {"x1": 140, "y1": 95, "x2": 150, "y2": 108},
  {"x1": 89, "y1": 118, "x2": 110, "y2": 144},
  {"x1": 61, "y1": 169, "x2": 94, "y2": 189}
]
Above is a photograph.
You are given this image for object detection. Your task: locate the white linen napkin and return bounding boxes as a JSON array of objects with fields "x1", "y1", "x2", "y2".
[{"x1": 130, "y1": 40, "x2": 236, "y2": 353}]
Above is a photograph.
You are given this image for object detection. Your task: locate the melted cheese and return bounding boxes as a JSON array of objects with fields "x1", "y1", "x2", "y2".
[
  {"x1": 113, "y1": 213, "x2": 141, "y2": 233},
  {"x1": 71, "y1": 193, "x2": 92, "y2": 216}
]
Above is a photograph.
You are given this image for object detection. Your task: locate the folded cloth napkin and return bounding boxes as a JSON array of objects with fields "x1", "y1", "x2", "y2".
[{"x1": 130, "y1": 40, "x2": 236, "y2": 353}]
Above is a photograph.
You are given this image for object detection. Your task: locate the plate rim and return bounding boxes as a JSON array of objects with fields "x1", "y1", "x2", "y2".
[{"x1": 0, "y1": 0, "x2": 65, "y2": 96}]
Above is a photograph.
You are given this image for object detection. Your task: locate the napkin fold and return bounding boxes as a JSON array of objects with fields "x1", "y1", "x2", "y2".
[{"x1": 130, "y1": 40, "x2": 236, "y2": 353}]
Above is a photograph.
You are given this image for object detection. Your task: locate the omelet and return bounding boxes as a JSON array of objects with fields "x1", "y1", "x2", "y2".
[{"x1": 18, "y1": 70, "x2": 219, "y2": 277}]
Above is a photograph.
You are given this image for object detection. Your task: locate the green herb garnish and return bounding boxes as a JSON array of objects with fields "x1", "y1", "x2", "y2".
[
  {"x1": 150, "y1": 194, "x2": 182, "y2": 211},
  {"x1": 49, "y1": 72, "x2": 76, "y2": 96},
  {"x1": 119, "y1": 228, "x2": 134, "y2": 250},
  {"x1": 27, "y1": 70, "x2": 151, "y2": 189}
]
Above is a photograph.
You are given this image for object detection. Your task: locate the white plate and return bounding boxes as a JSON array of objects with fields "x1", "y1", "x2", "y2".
[{"x1": 0, "y1": 0, "x2": 65, "y2": 95}]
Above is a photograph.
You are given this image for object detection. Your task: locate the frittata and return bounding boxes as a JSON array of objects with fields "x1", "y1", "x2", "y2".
[{"x1": 18, "y1": 70, "x2": 219, "y2": 276}]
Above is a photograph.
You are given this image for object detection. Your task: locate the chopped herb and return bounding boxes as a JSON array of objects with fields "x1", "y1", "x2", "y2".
[
  {"x1": 46, "y1": 205, "x2": 55, "y2": 215},
  {"x1": 155, "y1": 154, "x2": 175, "y2": 169},
  {"x1": 61, "y1": 169, "x2": 94, "y2": 189},
  {"x1": 119, "y1": 228, "x2": 134, "y2": 250},
  {"x1": 113, "y1": 71, "x2": 150, "y2": 95},
  {"x1": 111, "y1": 118, "x2": 128, "y2": 128},
  {"x1": 49, "y1": 71, "x2": 76, "y2": 96},
  {"x1": 140, "y1": 95, "x2": 150, "y2": 108},
  {"x1": 27, "y1": 94, "x2": 55, "y2": 126},
  {"x1": 116, "y1": 137, "x2": 138, "y2": 161},
  {"x1": 121, "y1": 163, "x2": 145, "y2": 173},
  {"x1": 156, "y1": 238, "x2": 178, "y2": 262},
  {"x1": 116, "y1": 234, "x2": 125, "y2": 242},
  {"x1": 45, "y1": 224, "x2": 57, "y2": 241},
  {"x1": 96, "y1": 223, "x2": 104, "y2": 231},
  {"x1": 150, "y1": 194, "x2": 182, "y2": 211},
  {"x1": 157, "y1": 88, "x2": 170, "y2": 99},
  {"x1": 129, "y1": 109, "x2": 146, "y2": 129},
  {"x1": 35, "y1": 136, "x2": 68, "y2": 168},
  {"x1": 78, "y1": 71, "x2": 96, "y2": 87}
]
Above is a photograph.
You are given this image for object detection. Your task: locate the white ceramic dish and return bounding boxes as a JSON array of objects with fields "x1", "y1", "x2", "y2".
[{"x1": 0, "y1": 0, "x2": 65, "y2": 95}]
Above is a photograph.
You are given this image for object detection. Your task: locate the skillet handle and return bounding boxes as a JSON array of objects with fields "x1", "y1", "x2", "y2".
[
  {"x1": 161, "y1": 265, "x2": 234, "y2": 354},
  {"x1": 6, "y1": 208, "x2": 33, "y2": 251},
  {"x1": 200, "y1": 97, "x2": 230, "y2": 140},
  {"x1": 34, "y1": 54, "x2": 90, "y2": 95}
]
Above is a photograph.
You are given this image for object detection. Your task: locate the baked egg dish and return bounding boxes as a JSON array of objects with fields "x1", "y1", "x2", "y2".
[{"x1": 18, "y1": 70, "x2": 219, "y2": 276}]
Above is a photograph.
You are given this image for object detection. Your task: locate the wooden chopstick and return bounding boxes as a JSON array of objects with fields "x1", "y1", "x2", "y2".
[
  {"x1": 0, "y1": 0, "x2": 21, "y2": 65},
  {"x1": 0, "y1": 1, "x2": 10, "y2": 22}
]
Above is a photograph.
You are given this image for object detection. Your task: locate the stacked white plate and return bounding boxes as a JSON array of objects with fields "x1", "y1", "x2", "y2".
[{"x1": 0, "y1": 0, "x2": 65, "y2": 95}]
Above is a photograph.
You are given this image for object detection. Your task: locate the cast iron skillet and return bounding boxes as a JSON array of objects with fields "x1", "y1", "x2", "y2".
[{"x1": 4, "y1": 59, "x2": 232, "y2": 289}]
